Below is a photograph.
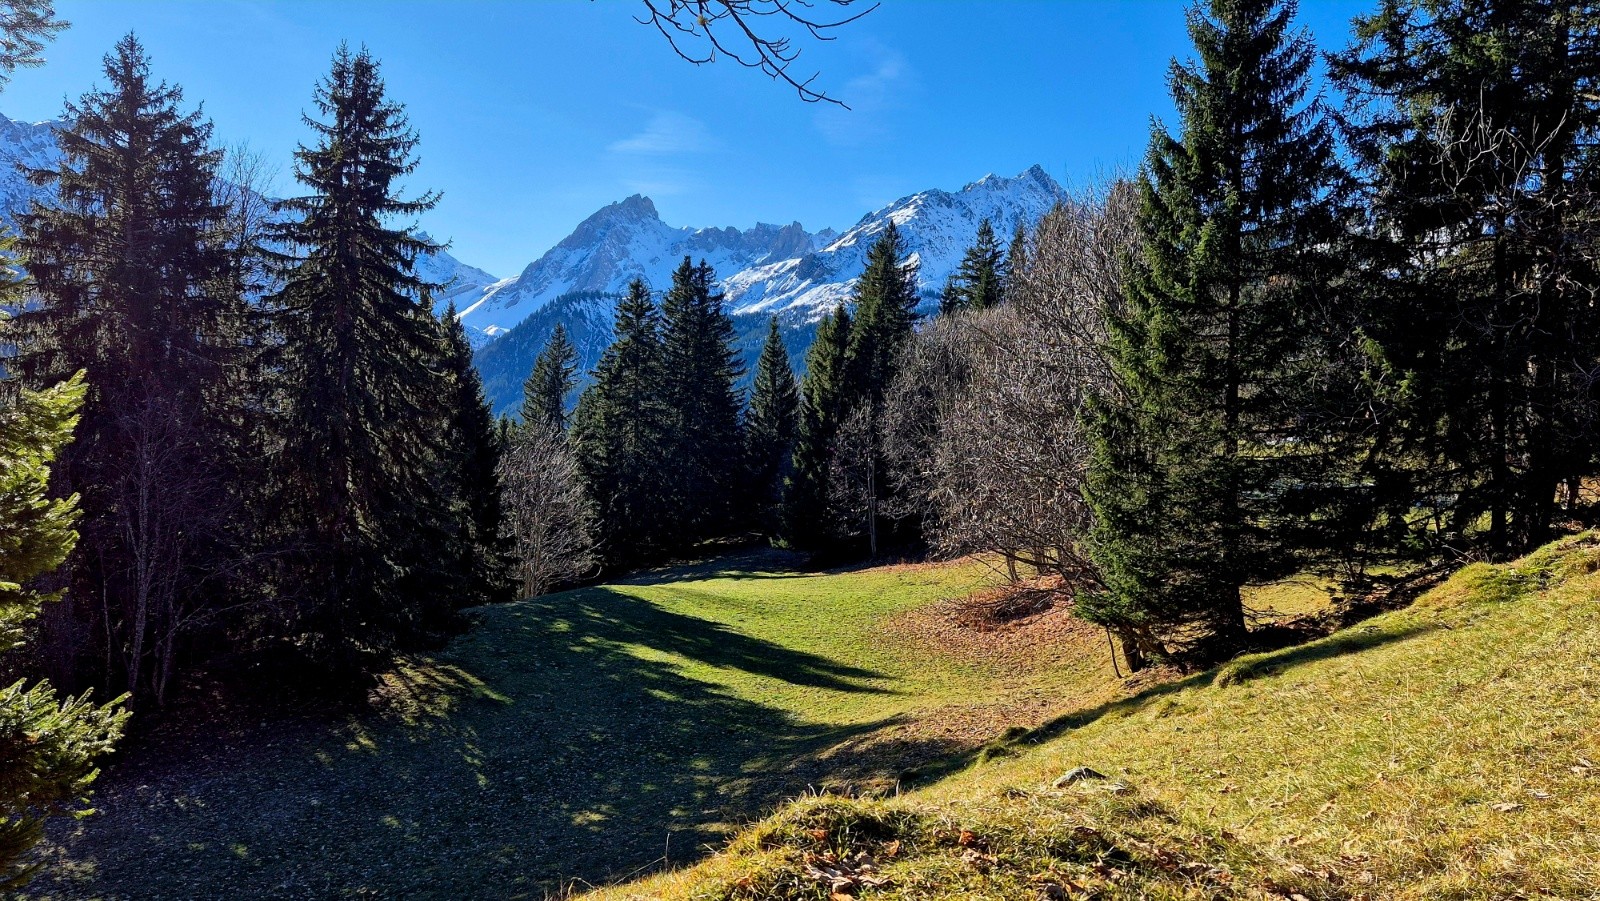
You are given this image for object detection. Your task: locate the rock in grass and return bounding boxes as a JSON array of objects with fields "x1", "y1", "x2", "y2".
[{"x1": 1052, "y1": 766, "x2": 1108, "y2": 788}]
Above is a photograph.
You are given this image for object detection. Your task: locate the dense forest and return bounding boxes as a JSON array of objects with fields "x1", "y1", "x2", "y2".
[{"x1": 5, "y1": 0, "x2": 1600, "y2": 889}]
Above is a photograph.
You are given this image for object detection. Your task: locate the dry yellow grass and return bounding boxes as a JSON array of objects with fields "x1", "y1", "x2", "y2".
[{"x1": 593, "y1": 534, "x2": 1600, "y2": 900}]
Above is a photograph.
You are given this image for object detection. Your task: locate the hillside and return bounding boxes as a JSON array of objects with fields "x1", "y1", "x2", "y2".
[
  {"x1": 595, "y1": 536, "x2": 1600, "y2": 900},
  {"x1": 30, "y1": 552, "x2": 1149, "y2": 899}
]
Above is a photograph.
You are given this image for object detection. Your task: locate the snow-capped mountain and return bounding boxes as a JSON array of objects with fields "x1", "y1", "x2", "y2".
[
  {"x1": 461, "y1": 166, "x2": 1063, "y2": 341},
  {"x1": 471, "y1": 166, "x2": 1066, "y2": 416},
  {"x1": 457, "y1": 194, "x2": 828, "y2": 337},
  {"x1": 0, "y1": 111, "x2": 501, "y2": 343},
  {"x1": 726, "y1": 165, "x2": 1064, "y2": 322},
  {"x1": 0, "y1": 114, "x2": 63, "y2": 221}
]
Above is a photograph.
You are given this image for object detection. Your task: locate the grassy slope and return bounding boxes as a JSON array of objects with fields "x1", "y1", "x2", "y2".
[
  {"x1": 597, "y1": 536, "x2": 1600, "y2": 900},
  {"x1": 30, "y1": 551, "x2": 1132, "y2": 900}
]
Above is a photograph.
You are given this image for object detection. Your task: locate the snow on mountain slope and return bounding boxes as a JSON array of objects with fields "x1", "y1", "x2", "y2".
[
  {"x1": 472, "y1": 166, "x2": 1065, "y2": 416},
  {"x1": 457, "y1": 194, "x2": 824, "y2": 335},
  {"x1": 0, "y1": 113, "x2": 63, "y2": 221},
  {"x1": 726, "y1": 165, "x2": 1064, "y2": 322},
  {"x1": 0, "y1": 111, "x2": 501, "y2": 344}
]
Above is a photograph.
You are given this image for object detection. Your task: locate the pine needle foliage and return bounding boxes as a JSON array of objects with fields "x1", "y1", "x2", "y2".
[
  {"x1": 1082, "y1": 0, "x2": 1348, "y2": 659},
  {"x1": 521, "y1": 323, "x2": 578, "y2": 432}
]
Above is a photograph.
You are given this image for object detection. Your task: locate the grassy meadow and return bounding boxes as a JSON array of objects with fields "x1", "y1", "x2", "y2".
[
  {"x1": 30, "y1": 550, "x2": 1129, "y2": 899},
  {"x1": 602, "y1": 536, "x2": 1600, "y2": 901}
]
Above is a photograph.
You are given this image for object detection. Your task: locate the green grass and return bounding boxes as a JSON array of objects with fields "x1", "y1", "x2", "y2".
[
  {"x1": 596, "y1": 535, "x2": 1600, "y2": 901},
  {"x1": 28, "y1": 550, "x2": 1127, "y2": 899}
]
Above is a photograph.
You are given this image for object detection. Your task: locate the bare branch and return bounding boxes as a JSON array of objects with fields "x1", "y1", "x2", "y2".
[{"x1": 634, "y1": 0, "x2": 875, "y2": 108}]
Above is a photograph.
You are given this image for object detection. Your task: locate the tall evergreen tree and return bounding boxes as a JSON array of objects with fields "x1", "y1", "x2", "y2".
[
  {"x1": 943, "y1": 218, "x2": 1005, "y2": 314},
  {"x1": 521, "y1": 323, "x2": 577, "y2": 431},
  {"x1": 745, "y1": 316, "x2": 800, "y2": 537},
  {"x1": 571, "y1": 280, "x2": 672, "y2": 566},
  {"x1": 1330, "y1": 0, "x2": 1600, "y2": 556},
  {"x1": 840, "y1": 221, "x2": 921, "y2": 555},
  {"x1": 1002, "y1": 221, "x2": 1028, "y2": 304},
  {"x1": 658, "y1": 257, "x2": 745, "y2": 543},
  {"x1": 440, "y1": 303, "x2": 513, "y2": 605},
  {"x1": 264, "y1": 45, "x2": 461, "y2": 669},
  {"x1": 0, "y1": 366, "x2": 127, "y2": 889},
  {"x1": 15, "y1": 35, "x2": 245, "y2": 701},
  {"x1": 1082, "y1": 0, "x2": 1347, "y2": 659},
  {"x1": 785, "y1": 303, "x2": 852, "y2": 549}
]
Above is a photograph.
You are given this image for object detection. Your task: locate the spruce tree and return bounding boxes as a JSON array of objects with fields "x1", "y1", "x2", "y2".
[
  {"x1": 840, "y1": 222, "x2": 921, "y2": 555},
  {"x1": 945, "y1": 218, "x2": 1005, "y2": 313},
  {"x1": 1331, "y1": 0, "x2": 1600, "y2": 556},
  {"x1": 1003, "y1": 221, "x2": 1028, "y2": 304},
  {"x1": 571, "y1": 280, "x2": 672, "y2": 566},
  {"x1": 745, "y1": 316, "x2": 800, "y2": 537},
  {"x1": 441, "y1": 303, "x2": 513, "y2": 605},
  {"x1": 0, "y1": 366, "x2": 127, "y2": 889},
  {"x1": 264, "y1": 45, "x2": 458, "y2": 668},
  {"x1": 1082, "y1": 0, "x2": 1346, "y2": 658},
  {"x1": 785, "y1": 304, "x2": 852, "y2": 550},
  {"x1": 521, "y1": 323, "x2": 577, "y2": 431},
  {"x1": 658, "y1": 256, "x2": 745, "y2": 543},
  {"x1": 15, "y1": 35, "x2": 244, "y2": 701}
]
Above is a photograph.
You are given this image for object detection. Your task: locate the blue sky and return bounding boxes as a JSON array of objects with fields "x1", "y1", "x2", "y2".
[{"x1": 6, "y1": 0, "x2": 1371, "y2": 276}]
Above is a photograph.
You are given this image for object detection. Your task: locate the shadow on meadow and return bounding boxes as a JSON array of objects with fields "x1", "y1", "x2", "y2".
[{"x1": 31, "y1": 578, "x2": 970, "y2": 900}]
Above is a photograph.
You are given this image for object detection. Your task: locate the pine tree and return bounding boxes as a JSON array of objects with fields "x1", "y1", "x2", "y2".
[
  {"x1": 15, "y1": 35, "x2": 244, "y2": 701},
  {"x1": 521, "y1": 323, "x2": 577, "y2": 431},
  {"x1": 1330, "y1": 0, "x2": 1600, "y2": 556},
  {"x1": 944, "y1": 218, "x2": 1005, "y2": 314},
  {"x1": 571, "y1": 280, "x2": 672, "y2": 566},
  {"x1": 658, "y1": 257, "x2": 745, "y2": 543},
  {"x1": 441, "y1": 303, "x2": 513, "y2": 605},
  {"x1": 264, "y1": 45, "x2": 459, "y2": 669},
  {"x1": 785, "y1": 304, "x2": 851, "y2": 550},
  {"x1": 745, "y1": 316, "x2": 800, "y2": 537},
  {"x1": 1082, "y1": 0, "x2": 1347, "y2": 660}
]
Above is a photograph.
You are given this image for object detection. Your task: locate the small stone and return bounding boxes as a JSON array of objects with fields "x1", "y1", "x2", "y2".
[{"x1": 1053, "y1": 766, "x2": 1108, "y2": 788}]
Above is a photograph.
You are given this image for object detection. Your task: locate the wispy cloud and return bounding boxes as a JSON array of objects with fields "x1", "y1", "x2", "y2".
[
  {"x1": 815, "y1": 43, "x2": 912, "y2": 147},
  {"x1": 608, "y1": 111, "x2": 719, "y2": 155}
]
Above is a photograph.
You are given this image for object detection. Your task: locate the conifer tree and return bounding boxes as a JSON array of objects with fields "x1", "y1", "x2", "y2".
[
  {"x1": 521, "y1": 323, "x2": 578, "y2": 431},
  {"x1": 0, "y1": 365, "x2": 127, "y2": 889},
  {"x1": 658, "y1": 257, "x2": 745, "y2": 542},
  {"x1": 264, "y1": 45, "x2": 460, "y2": 668},
  {"x1": 1082, "y1": 0, "x2": 1346, "y2": 658},
  {"x1": 15, "y1": 35, "x2": 245, "y2": 701},
  {"x1": 944, "y1": 218, "x2": 1005, "y2": 314},
  {"x1": 785, "y1": 304, "x2": 851, "y2": 549},
  {"x1": 745, "y1": 316, "x2": 800, "y2": 537},
  {"x1": 571, "y1": 280, "x2": 672, "y2": 566},
  {"x1": 1003, "y1": 221, "x2": 1028, "y2": 304},
  {"x1": 840, "y1": 222, "x2": 921, "y2": 555},
  {"x1": 1330, "y1": 0, "x2": 1600, "y2": 556},
  {"x1": 441, "y1": 303, "x2": 513, "y2": 605}
]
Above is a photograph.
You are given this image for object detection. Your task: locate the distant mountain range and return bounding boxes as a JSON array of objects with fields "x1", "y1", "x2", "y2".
[
  {"x1": 0, "y1": 110, "x2": 1067, "y2": 416},
  {"x1": 471, "y1": 166, "x2": 1066, "y2": 416}
]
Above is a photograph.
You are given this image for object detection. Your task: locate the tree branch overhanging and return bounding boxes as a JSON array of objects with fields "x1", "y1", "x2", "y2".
[{"x1": 635, "y1": 0, "x2": 876, "y2": 108}]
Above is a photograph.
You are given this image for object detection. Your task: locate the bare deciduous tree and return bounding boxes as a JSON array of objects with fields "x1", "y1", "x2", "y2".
[
  {"x1": 499, "y1": 426, "x2": 597, "y2": 597},
  {"x1": 883, "y1": 182, "x2": 1138, "y2": 593}
]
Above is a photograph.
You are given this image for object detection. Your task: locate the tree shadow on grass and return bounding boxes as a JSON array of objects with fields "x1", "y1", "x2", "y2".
[
  {"x1": 30, "y1": 584, "x2": 965, "y2": 901},
  {"x1": 902, "y1": 620, "x2": 1443, "y2": 789},
  {"x1": 615, "y1": 547, "x2": 814, "y2": 586}
]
